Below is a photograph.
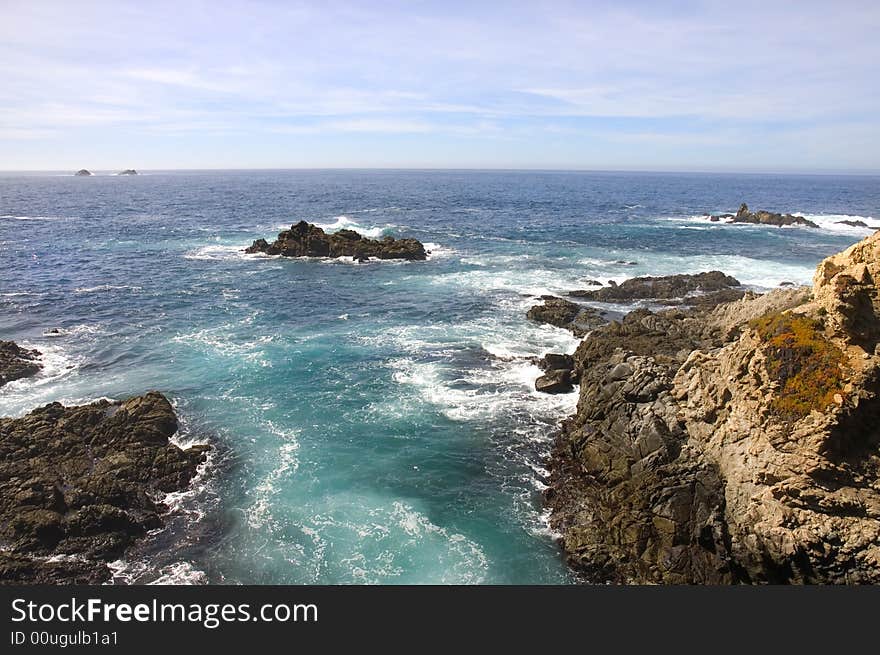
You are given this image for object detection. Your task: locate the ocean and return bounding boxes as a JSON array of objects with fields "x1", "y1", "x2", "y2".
[{"x1": 1, "y1": 169, "x2": 878, "y2": 584}]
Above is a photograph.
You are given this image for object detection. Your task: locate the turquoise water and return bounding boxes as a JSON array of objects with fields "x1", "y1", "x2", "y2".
[{"x1": 1, "y1": 170, "x2": 878, "y2": 583}]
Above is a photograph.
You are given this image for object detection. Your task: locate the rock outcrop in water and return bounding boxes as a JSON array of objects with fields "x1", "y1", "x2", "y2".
[
  {"x1": 568, "y1": 271, "x2": 742, "y2": 304},
  {"x1": 74, "y1": 169, "x2": 92, "y2": 176},
  {"x1": 706, "y1": 203, "x2": 818, "y2": 228},
  {"x1": 526, "y1": 297, "x2": 608, "y2": 337},
  {"x1": 0, "y1": 341, "x2": 42, "y2": 387},
  {"x1": 118, "y1": 169, "x2": 138, "y2": 176},
  {"x1": 545, "y1": 232, "x2": 880, "y2": 583},
  {"x1": 245, "y1": 220, "x2": 427, "y2": 261},
  {"x1": 0, "y1": 392, "x2": 209, "y2": 584},
  {"x1": 836, "y1": 219, "x2": 880, "y2": 230}
]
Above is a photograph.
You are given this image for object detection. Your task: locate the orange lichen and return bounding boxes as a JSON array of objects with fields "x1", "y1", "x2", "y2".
[{"x1": 749, "y1": 312, "x2": 847, "y2": 419}]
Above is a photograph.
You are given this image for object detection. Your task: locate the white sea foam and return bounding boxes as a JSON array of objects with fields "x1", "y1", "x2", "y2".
[
  {"x1": 0, "y1": 342, "x2": 81, "y2": 414},
  {"x1": 247, "y1": 421, "x2": 301, "y2": 530},
  {"x1": 183, "y1": 244, "x2": 251, "y2": 261},
  {"x1": 670, "y1": 211, "x2": 879, "y2": 236},
  {"x1": 74, "y1": 284, "x2": 142, "y2": 293},
  {"x1": 285, "y1": 495, "x2": 489, "y2": 584},
  {"x1": 107, "y1": 559, "x2": 208, "y2": 585},
  {"x1": 314, "y1": 215, "x2": 397, "y2": 239},
  {"x1": 796, "y1": 213, "x2": 879, "y2": 235},
  {"x1": 423, "y1": 242, "x2": 455, "y2": 260},
  {"x1": 148, "y1": 562, "x2": 208, "y2": 585}
]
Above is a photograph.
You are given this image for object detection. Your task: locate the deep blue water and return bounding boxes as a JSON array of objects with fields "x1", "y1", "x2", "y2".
[{"x1": 1, "y1": 170, "x2": 878, "y2": 584}]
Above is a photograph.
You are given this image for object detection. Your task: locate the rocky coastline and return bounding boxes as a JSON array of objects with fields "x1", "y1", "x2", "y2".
[
  {"x1": 536, "y1": 232, "x2": 880, "y2": 583},
  {"x1": 0, "y1": 392, "x2": 209, "y2": 584},
  {"x1": 246, "y1": 220, "x2": 428, "y2": 261}
]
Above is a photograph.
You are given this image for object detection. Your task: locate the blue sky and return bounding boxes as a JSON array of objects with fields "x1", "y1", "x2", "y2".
[{"x1": 1, "y1": 0, "x2": 878, "y2": 171}]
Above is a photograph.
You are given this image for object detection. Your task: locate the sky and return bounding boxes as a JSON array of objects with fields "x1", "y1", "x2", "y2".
[{"x1": 1, "y1": 0, "x2": 878, "y2": 172}]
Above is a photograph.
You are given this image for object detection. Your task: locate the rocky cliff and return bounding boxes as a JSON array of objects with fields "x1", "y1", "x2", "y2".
[
  {"x1": 546, "y1": 232, "x2": 880, "y2": 583},
  {"x1": 0, "y1": 392, "x2": 209, "y2": 584}
]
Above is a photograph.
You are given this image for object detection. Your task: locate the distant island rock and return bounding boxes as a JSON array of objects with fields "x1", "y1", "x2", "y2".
[
  {"x1": 705, "y1": 203, "x2": 818, "y2": 228},
  {"x1": 0, "y1": 392, "x2": 210, "y2": 584},
  {"x1": 74, "y1": 169, "x2": 92, "y2": 176},
  {"x1": 0, "y1": 340, "x2": 42, "y2": 387},
  {"x1": 245, "y1": 220, "x2": 428, "y2": 261},
  {"x1": 118, "y1": 169, "x2": 138, "y2": 176}
]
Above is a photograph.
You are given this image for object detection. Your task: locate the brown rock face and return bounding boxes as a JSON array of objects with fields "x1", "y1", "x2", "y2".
[
  {"x1": 547, "y1": 231, "x2": 880, "y2": 584},
  {"x1": 0, "y1": 392, "x2": 209, "y2": 584},
  {"x1": 245, "y1": 220, "x2": 427, "y2": 261},
  {"x1": 0, "y1": 341, "x2": 42, "y2": 387}
]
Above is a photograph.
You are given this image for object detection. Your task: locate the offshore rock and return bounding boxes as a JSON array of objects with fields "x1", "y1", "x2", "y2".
[
  {"x1": 731, "y1": 203, "x2": 818, "y2": 228},
  {"x1": 547, "y1": 232, "x2": 880, "y2": 583},
  {"x1": 245, "y1": 220, "x2": 427, "y2": 261},
  {"x1": 0, "y1": 392, "x2": 209, "y2": 584},
  {"x1": 74, "y1": 169, "x2": 92, "y2": 176}
]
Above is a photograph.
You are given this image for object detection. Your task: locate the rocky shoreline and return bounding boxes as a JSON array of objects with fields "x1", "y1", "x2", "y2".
[
  {"x1": 1, "y1": 340, "x2": 211, "y2": 585},
  {"x1": 246, "y1": 220, "x2": 428, "y2": 261},
  {"x1": 0, "y1": 341, "x2": 43, "y2": 387},
  {"x1": 0, "y1": 392, "x2": 208, "y2": 584},
  {"x1": 536, "y1": 233, "x2": 880, "y2": 583}
]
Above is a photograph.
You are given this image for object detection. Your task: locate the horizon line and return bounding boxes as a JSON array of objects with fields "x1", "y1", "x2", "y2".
[{"x1": 1, "y1": 166, "x2": 879, "y2": 177}]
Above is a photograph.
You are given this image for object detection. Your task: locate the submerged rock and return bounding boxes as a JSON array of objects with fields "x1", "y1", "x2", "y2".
[
  {"x1": 245, "y1": 220, "x2": 427, "y2": 261},
  {"x1": 74, "y1": 169, "x2": 92, "y2": 176},
  {"x1": 0, "y1": 340, "x2": 42, "y2": 387},
  {"x1": 0, "y1": 392, "x2": 209, "y2": 584},
  {"x1": 546, "y1": 232, "x2": 880, "y2": 584},
  {"x1": 731, "y1": 203, "x2": 818, "y2": 228}
]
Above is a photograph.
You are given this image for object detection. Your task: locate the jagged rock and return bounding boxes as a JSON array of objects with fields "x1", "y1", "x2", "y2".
[
  {"x1": 535, "y1": 369, "x2": 574, "y2": 394},
  {"x1": 731, "y1": 203, "x2": 818, "y2": 228},
  {"x1": 0, "y1": 341, "x2": 42, "y2": 387},
  {"x1": 118, "y1": 169, "x2": 138, "y2": 176},
  {"x1": 526, "y1": 297, "x2": 608, "y2": 337},
  {"x1": 74, "y1": 169, "x2": 92, "y2": 176},
  {"x1": 568, "y1": 271, "x2": 740, "y2": 303},
  {"x1": 538, "y1": 353, "x2": 575, "y2": 373},
  {"x1": 547, "y1": 235, "x2": 880, "y2": 583},
  {"x1": 245, "y1": 221, "x2": 427, "y2": 261},
  {"x1": 0, "y1": 392, "x2": 209, "y2": 584},
  {"x1": 813, "y1": 232, "x2": 880, "y2": 348}
]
